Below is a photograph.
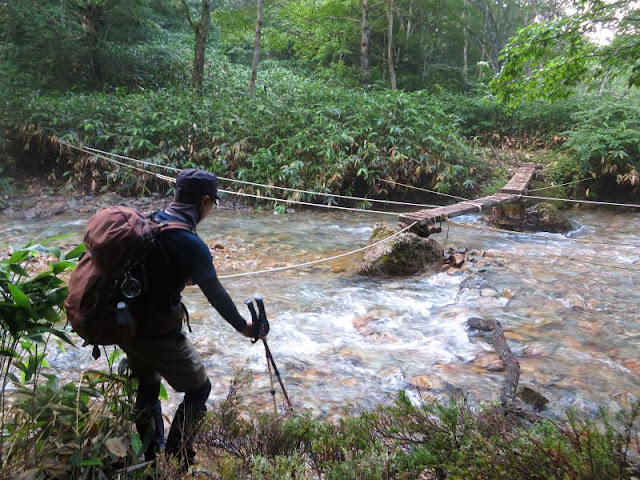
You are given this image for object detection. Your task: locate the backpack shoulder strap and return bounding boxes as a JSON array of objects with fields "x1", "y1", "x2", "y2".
[
  {"x1": 146, "y1": 211, "x2": 195, "y2": 235},
  {"x1": 157, "y1": 221, "x2": 195, "y2": 234}
]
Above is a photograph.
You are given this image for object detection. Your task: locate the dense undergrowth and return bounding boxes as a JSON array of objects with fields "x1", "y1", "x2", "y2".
[
  {"x1": 1, "y1": 33, "x2": 639, "y2": 203},
  {"x1": 197, "y1": 369, "x2": 640, "y2": 480}
]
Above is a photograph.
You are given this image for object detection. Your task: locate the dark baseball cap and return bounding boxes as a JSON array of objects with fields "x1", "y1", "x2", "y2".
[{"x1": 176, "y1": 168, "x2": 220, "y2": 200}]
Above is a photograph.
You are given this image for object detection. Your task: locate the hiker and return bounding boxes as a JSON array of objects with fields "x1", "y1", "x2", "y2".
[{"x1": 120, "y1": 168, "x2": 261, "y2": 470}]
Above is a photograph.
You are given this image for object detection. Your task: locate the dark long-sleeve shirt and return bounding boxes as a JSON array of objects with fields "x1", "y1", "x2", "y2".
[{"x1": 135, "y1": 209, "x2": 247, "y2": 335}]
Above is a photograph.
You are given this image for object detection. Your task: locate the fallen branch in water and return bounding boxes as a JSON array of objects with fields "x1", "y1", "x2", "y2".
[{"x1": 467, "y1": 317, "x2": 520, "y2": 406}]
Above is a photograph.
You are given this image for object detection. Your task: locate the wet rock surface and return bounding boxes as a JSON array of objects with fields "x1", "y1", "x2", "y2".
[
  {"x1": 524, "y1": 202, "x2": 574, "y2": 233},
  {"x1": 482, "y1": 201, "x2": 574, "y2": 234},
  {"x1": 356, "y1": 222, "x2": 445, "y2": 276}
]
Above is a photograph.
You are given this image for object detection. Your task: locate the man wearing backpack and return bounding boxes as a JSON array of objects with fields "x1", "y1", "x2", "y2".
[{"x1": 120, "y1": 168, "x2": 260, "y2": 471}]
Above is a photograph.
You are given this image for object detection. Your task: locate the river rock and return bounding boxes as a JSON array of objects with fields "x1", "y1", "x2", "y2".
[
  {"x1": 411, "y1": 374, "x2": 444, "y2": 391},
  {"x1": 622, "y1": 360, "x2": 640, "y2": 377},
  {"x1": 356, "y1": 223, "x2": 444, "y2": 276},
  {"x1": 472, "y1": 352, "x2": 505, "y2": 372},
  {"x1": 23, "y1": 207, "x2": 42, "y2": 220},
  {"x1": 517, "y1": 386, "x2": 549, "y2": 411},
  {"x1": 49, "y1": 201, "x2": 68, "y2": 215},
  {"x1": 524, "y1": 202, "x2": 573, "y2": 233},
  {"x1": 562, "y1": 293, "x2": 588, "y2": 310},
  {"x1": 352, "y1": 314, "x2": 375, "y2": 333},
  {"x1": 480, "y1": 287, "x2": 499, "y2": 297}
]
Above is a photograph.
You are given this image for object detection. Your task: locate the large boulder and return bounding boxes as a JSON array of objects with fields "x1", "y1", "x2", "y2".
[
  {"x1": 356, "y1": 223, "x2": 444, "y2": 276},
  {"x1": 525, "y1": 202, "x2": 573, "y2": 233}
]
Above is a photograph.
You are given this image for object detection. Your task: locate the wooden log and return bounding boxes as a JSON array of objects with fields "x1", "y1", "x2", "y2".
[
  {"x1": 398, "y1": 164, "x2": 541, "y2": 228},
  {"x1": 467, "y1": 317, "x2": 520, "y2": 406},
  {"x1": 399, "y1": 193, "x2": 516, "y2": 226},
  {"x1": 499, "y1": 164, "x2": 541, "y2": 195}
]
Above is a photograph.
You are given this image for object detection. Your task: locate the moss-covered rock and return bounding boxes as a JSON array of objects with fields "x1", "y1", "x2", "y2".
[
  {"x1": 357, "y1": 223, "x2": 444, "y2": 276},
  {"x1": 525, "y1": 202, "x2": 573, "y2": 233}
]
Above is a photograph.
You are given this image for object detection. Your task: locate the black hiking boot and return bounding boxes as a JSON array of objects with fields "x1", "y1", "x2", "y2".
[
  {"x1": 134, "y1": 399, "x2": 165, "y2": 462},
  {"x1": 165, "y1": 402, "x2": 205, "y2": 472}
]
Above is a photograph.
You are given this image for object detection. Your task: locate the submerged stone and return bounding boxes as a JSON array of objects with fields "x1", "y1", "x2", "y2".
[
  {"x1": 517, "y1": 386, "x2": 549, "y2": 411},
  {"x1": 356, "y1": 223, "x2": 444, "y2": 276},
  {"x1": 525, "y1": 202, "x2": 573, "y2": 233}
]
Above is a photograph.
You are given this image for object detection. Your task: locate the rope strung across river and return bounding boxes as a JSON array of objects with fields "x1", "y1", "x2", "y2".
[
  {"x1": 58, "y1": 140, "x2": 440, "y2": 209},
  {"x1": 218, "y1": 221, "x2": 417, "y2": 280},
  {"x1": 522, "y1": 194, "x2": 640, "y2": 209},
  {"x1": 58, "y1": 139, "x2": 640, "y2": 211},
  {"x1": 55, "y1": 139, "x2": 640, "y2": 264},
  {"x1": 527, "y1": 177, "x2": 592, "y2": 192},
  {"x1": 56, "y1": 139, "x2": 419, "y2": 279},
  {"x1": 380, "y1": 178, "x2": 471, "y2": 202}
]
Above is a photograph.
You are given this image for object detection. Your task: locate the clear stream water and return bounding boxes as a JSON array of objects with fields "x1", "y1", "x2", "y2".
[{"x1": 2, "y1": 206, "x2": 639, "y2": 420}]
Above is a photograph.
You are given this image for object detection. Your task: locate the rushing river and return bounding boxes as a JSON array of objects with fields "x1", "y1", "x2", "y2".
[{"x1": 2, "y1": 204, "x2": 639, "y2": 420}]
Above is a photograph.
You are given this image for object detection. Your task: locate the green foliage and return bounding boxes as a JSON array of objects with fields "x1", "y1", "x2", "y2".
[
  {"x1": 5, "y1": 368, "x2": 139, "y2": 479},
  {"x1": 199, "y1": 372, "x2": 640, "y2": 479},
  {"x1": 1, "y1": 0, "x2": 187, "y2": 89},
  {"x1": 2, "y1": 57, "x2": 480, "y2": 199},
  {"x1": 491, "y1": 0, "x2": 640, "y2": 107},
  {"x1": 0, "y1": 240, "x2": 150, "y2": 478},
  {"x1": 0, "y1": 239, "x2": 73, "y2": 468},
  {"x1": 561, "y1": 92, "x2": 640, "y2": 192},
  {"x1": 446, "y1": 93, "x2": 579, "y2": 148},
  {"x1": 216, "y1": 0, "x2": 523, "y2": 92},
  {"x1": 0, "y1": 239, "x2": 77, "y2": 357},
  {"x1": 491, "y1": 17, "x2": 593, "y2": 107},
  {"x1": 214, "y1": 0, "x2": 257, "y2": 52}
]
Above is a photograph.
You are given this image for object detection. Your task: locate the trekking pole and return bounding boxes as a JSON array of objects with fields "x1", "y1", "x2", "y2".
[
  {"x1": 245, "y1": 297, "x2": 293, "y2": 412},
  {"x1": 244, "y1": 298, "x2": 277, "y2": 413}
]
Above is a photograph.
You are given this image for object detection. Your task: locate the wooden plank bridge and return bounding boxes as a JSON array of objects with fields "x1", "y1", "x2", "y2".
[{"x1": 399, "y1": 163, "x2": 541, "y2": 235}]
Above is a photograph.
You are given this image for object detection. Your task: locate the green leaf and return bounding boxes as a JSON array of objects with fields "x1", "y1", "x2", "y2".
[
  {"x1": 159, "y1": 382, "x2": 168, "y2": 401},
  {"x1": 9, "y1": 250, "x2": 29, "y2": 264},
  {"x1": 51, "y1": 261, "x2": 75, "y2": 274},
  {"x1": 131, "y1": 433, "x2": 142, "y2": 455},
  {"x1": 9, "y1": 264, "x2": 29, "y2": 277},
  {"x1": 64, "y1": 243, "x2": 86, "y2": 260},
  {"x1": 8, "y1": 284, "x2": 33, "y2": 312}
]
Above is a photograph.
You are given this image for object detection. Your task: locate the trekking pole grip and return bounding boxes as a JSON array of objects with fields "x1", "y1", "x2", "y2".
[
  {"x1": 254, "y1": 296, "x2": 270, "y2": 338},
  {"x1": 244, "y1": 299, "x2": 260, "y2": 343}
]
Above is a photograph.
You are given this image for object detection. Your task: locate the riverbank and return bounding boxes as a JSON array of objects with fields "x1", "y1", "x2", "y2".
[{"x1": 0, "y1": 174, "x2": 257, "y2": 221}]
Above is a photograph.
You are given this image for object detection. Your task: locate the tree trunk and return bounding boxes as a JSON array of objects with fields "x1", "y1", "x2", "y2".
[
  {"x1": 360, "y1": 0, "x2": 370, "y2": 88},
  {"x1": 598, "y1": 71, "x2": 609, "y2": 95},
  {"x1": 463, "y1": 0, "x2": 469, "y2": 80},
  {"x1": 193, "y1": 0, "x2": 211, "y2": 94},
  {"x1": 387, "y1": 0, "x2": 397, "y2": 90},
  {"x1": 248, "y1": 0, "x2": 264, "y2": 97},
  {"x1": 482, "y1": 1, "x2": 501, "y2": 73},
  {"x1": 529, "y1": 0, "x2": 537, "y2": 23},
  {"x1": 406, "y1": 0, "x2": 413, "y2": 40},
  {"x1": 80, "y1": 4, "x2": 102, "y2": 84},
  {"x1": 467, "y1": 318, "x2": 520, "y2": 406}
]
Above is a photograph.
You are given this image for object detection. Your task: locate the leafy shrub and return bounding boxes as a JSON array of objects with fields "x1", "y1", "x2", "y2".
[
  {"x1": 562, "y1": 92, "x2": 640, "y2": 193},
  {"x1": 443, "y1": 92, "x2": 579, "y2": 148},
  {"x1": 0, "y1": 240, "x2": 157, "y2": 479}
]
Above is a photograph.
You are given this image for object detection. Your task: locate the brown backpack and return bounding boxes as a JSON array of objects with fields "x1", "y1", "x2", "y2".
[{"x1": 64, "y1": 206, "x2": 191, "y2": 358}]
